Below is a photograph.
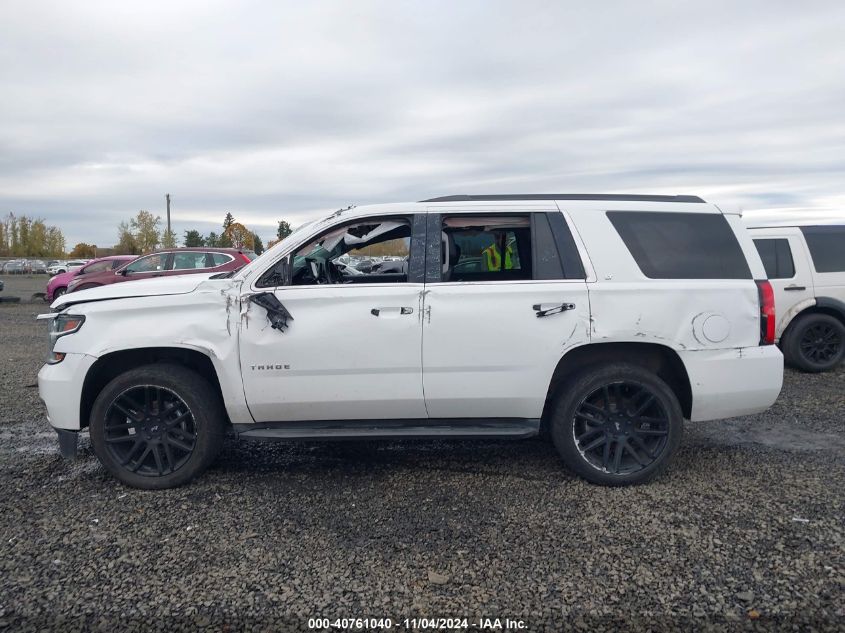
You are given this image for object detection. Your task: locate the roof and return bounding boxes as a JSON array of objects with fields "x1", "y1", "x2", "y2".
[
  {"x1": 743, "y1": 210, "x2": 845, "y2": 229},
  {"x1": 420, "y1": 194, "x2": 705, "y2": 203}
]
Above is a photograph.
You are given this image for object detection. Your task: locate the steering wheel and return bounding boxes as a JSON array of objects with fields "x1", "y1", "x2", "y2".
[{"x1": 325, "y1": 259, "x2": 342, "y2": 284}]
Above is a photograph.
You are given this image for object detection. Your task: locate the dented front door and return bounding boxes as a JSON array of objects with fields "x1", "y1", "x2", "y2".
[{"x1": 239, "y1": 284, "x2": 427, "y2": 422}]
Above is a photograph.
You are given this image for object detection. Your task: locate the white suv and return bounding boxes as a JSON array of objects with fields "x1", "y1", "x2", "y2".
[
  {"x1": 38, "y1": 194, "x2": 783, "y2": 489},
  {"x1": 746, "y1": 220, "x2": 845, "y2": 372}
]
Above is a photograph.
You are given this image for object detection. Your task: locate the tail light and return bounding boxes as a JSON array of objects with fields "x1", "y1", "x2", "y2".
[
  {"x1": 756, "y1": 280, "x2": 776, "y2": 345},
  {"x1": 239, "y1": 252, "x2": 251, "y2": 263}
]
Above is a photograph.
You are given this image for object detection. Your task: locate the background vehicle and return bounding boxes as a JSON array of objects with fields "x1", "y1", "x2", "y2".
[
  {"x1": 39, "y1": 194, "x2": 782, "y2": 490},
  {"x1": 2, "y1": 260, "x2": 26, "y2": 274},
  {"x1": 65, "y1": 247, "x2": 252, "y2": 293},
  {"x1": 48, "y1": 260, "x2": 88, "y2": 275},
  {"x1": 46, "y1": 255, "x2": 136, "y2": 301},
  {"x1": 747, "y1": 218, "x2": 845, "y2": 372}
]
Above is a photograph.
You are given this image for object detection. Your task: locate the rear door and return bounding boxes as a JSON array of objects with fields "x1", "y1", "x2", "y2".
[
  {"x1": 164, "y1": 250, "x2": 215, "y2": 276},
  {"x1": 421, "y1": 208, "x2": 590, "y2": 419},
  {"x1": 751, "y1": 228, "x2": 815, "y2": 339}
]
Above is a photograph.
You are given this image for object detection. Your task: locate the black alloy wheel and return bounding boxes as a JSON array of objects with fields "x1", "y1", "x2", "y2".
[
  {"x1": 799, "y1": 322, "x2": 842, "y2": 366},
  {"x1": 89, "y1": 364, "x2": 225, "y2": 489},
  {"x1": 572, "y1": 382, "x2": 670, "y2": 476},
  {"x1": 550, "y1": 363, "x2": 683, "y2": 486},
  {"x1": 785, "y1": 313, "x2": 845, "y2": 372},
  {"x1": 103, "y1": 385, "x2": 197, "y2": 477}
]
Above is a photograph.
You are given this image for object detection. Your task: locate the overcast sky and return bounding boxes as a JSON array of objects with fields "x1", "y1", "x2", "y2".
[{"x1": 1, "y1": 0, "x2": 844, "y2": 247}]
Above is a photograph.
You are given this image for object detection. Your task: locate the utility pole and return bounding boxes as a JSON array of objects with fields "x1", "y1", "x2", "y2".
[{"x1": 166, "y1": 193, "x2": 171, "y2": 235}]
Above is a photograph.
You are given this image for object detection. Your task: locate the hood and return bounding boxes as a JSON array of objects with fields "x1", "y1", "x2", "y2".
[{"x1": 51, "y1": 273, "x2": 217, "y2": 310}]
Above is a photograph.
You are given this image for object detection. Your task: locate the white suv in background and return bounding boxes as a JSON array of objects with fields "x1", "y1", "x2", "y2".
[
  {"x1": 747, "y1": 220, "x2": 845, "y2": 372},
  {"x1": 47, "y1": 260, "x2": 88, "y2": 275},
  {"x1": 38, "y1": 194, "x2": 783, "y2": 489}
]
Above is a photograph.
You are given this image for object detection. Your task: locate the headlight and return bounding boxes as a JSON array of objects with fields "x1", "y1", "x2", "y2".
[{"x1": 43, "y1": 314, "x2": 85, "y2": 364}]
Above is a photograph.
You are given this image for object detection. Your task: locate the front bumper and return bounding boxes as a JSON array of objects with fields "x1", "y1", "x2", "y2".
[
  {"x1": 680, "y1": 345, "x2": 784, "y2": 422},
  {"x1": 38, "y1": 352, "x2": 98, "y2": 431}
]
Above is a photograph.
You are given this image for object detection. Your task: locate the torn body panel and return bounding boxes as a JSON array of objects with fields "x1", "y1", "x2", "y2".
[
  {"x1": 248, "y1": 292, "x2": 294, "y2": 331},
  {"x1": 43, "y1": 279, "x2": 253, "y2": 428}
]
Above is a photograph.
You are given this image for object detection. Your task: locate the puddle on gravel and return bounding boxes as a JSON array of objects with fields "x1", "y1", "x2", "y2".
[{"x1": 687, "y1": 420, "x2": 845, "y2": 452}]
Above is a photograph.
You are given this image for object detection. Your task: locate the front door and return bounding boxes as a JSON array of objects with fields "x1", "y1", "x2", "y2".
[
  {"x1": 239, "y1": 214, "x2": 428, "y2": 422},
  {"x1": 421, "y1": 210, "x2": 591, "y2": 419}
]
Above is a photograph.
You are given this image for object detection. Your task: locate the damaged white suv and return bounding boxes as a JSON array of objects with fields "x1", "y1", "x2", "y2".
[{"x1": 39, "y1": 194, "x2": 783, "y2": 489}]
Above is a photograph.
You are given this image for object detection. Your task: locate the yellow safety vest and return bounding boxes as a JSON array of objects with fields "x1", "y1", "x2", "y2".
[{"x1": 482, "y1": 243, "x2": 514, "y2": 271}]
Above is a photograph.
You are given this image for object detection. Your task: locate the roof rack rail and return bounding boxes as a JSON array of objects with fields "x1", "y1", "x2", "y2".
[{"x1": 419, "y1": 193, "x2": 705, "y2": 203}]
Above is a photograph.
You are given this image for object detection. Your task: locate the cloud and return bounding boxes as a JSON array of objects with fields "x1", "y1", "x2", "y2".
[{"x1": 1, "y1": 0, "x2": 844, "y2": 246}]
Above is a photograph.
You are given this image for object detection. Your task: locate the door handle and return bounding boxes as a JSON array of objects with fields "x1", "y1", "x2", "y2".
[
  {"x1": 533, "y1": 302, "x2": 576, "y2": 317},
  {"x1": 371, "y1": 307, "x2": 414, "y2": 317},
  {"x1": 784, "y1": 285, "x2": 806, "y2": 291}
]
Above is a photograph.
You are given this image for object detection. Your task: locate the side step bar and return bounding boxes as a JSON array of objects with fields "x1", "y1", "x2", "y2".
[{"x1": 234, "y1": 418, "x2": 540, "y2": 441}]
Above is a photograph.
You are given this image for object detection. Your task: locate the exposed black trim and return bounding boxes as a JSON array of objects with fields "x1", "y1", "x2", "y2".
[
  {"x1": 546, "y1": 212, "x2": 587, "y2": 279},
  {"x1": 56, "y1": 429, "x2": 78, "y2": 459},
  {"x1": 420, "y1": 194, "x2": 705, "y2": 203},
  {"x1": 425, "y1": 212, "x2": 442, "y2": 283},
  {"x1": 234, "y1": 418, "x2": 540, "y2": 441},
  {"x1": 408, "y1": 214, "x2": 427, "y2": 284}
]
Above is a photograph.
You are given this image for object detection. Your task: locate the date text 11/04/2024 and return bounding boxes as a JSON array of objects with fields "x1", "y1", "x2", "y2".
[{"x1": 307, "y1": 617, "x2": 527, "y2": 630}]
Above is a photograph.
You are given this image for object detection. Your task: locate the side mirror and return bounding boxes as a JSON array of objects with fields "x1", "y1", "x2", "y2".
[{"x1": 118, "y1": 268, "x2": 129, "y2": 276}]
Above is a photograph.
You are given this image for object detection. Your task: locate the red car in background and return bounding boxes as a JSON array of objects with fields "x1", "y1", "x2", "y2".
[
  {"x1": 46, "y1": 255, "x2": 136, "y2": 301},
  {"x1": 65, "y1": 247, "x2": 255, "y2": 294}
]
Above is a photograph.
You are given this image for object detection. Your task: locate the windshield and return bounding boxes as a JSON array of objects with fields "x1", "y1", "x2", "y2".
[{"x1": 233, "y1": 214, "x2": 329, "y2": 283}]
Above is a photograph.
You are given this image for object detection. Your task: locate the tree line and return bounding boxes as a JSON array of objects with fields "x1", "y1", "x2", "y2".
[
  {"x1": 0, "y1": 213, "x2": 66, "y2": 258},
  {"x1": 75, "y1": 211, "x2": 296, "y2": 257}
]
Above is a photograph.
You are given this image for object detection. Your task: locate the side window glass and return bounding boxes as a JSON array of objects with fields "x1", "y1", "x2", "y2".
[
  {"x1": 753, "y1": 238, "x2": 795, "y2": 279},
  {"x1": 261, "y1": 217, "x2": 413, "y2": 287},
  {"x1": 608, "y1": 211, "x2": 752, "y2": 280},
  {"x1": 125, "y1": 254, "x2": 164, "y2": 274},
  {"x1": 211, "y1": 253, "x2": 233, "y2": 266},
  {"x1": 800, "y1": 226, "x2": 845, "y2": 273},
  {"x1": 80, "y1": 261, "x2": 109, "y2": 275},
  {"x1": 442, "y1": 216, "x2": 532, "y2": 282},
  {"x1": 172, "y1": 252, "x2": 209, "y2": 270}
]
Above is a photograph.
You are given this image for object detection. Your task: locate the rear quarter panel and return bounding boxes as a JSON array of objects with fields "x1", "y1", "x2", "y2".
[{"x1": 566, "y1": 205, "x2": 763, "y2": 351}]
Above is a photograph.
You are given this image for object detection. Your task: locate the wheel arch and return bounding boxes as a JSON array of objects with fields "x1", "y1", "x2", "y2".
[
  {"x1": 542, "y1": 342, "x2": 693, "y2": 429},
  {"x1": 80, "y1": 346, "x2": 226, "y2": 430},
  {"x1": 782, "y1": 297, "x2": 845, "y2": 341}
]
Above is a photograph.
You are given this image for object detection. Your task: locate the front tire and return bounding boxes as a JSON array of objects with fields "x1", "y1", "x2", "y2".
[
  {"x1": 89, "y1": 364, "x2": 226, "y2": 489},
  {"x1": 783, "y1": 313, "x2": 845, "y2": 373},
  {"x1": 53, "y1": 287, "x2": 66, "y2": 299},
  {"x1": 550, "y1": 363, "x2": 683, "y2": 486}
]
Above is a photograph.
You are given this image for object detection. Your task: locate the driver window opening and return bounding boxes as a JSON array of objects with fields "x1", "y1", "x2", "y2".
[{"x1": 259, "y1": 217, "x2": 413, "y2": 287}]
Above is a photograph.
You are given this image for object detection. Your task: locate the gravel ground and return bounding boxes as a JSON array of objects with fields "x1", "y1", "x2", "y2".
[{"x1": 0, "y1": 276, "x2": 843, "y2": 631}]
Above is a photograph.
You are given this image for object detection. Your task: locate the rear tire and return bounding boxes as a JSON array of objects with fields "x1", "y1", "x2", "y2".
[
  {"x1": 550, "y1": 363, "x2": 683, "y2": 486},
  {"x1": 89, "y1": 364, "x2": 226, "y2": 489},
  {"x1": 783, "y1": 313, "x2": 845, "y2": 373}
]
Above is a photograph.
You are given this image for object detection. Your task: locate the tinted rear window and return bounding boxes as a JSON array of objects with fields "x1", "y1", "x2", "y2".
[
  {"x1": 753, "y1": 238, "x2": 795, "y2": 279},
  {"x1": 607, "y1": 211, "x2": 751, "y2": 279},
  {"x1": 800, "y1": 226, "x2": 845, "y2": 273}
]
